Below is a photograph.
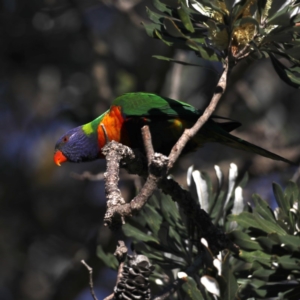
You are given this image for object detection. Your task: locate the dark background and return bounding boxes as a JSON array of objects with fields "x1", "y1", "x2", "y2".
[{"x1": 1, "y1": 0, "x2": 300, "y2": 299}]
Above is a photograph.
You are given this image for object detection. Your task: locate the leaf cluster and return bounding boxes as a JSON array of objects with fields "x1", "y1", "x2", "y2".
[
  {"x1": 144, "y1": 0, "x2": 300, "y2": 88},
  {"x1": 98, "y1": 164, "x2": 246, "y2": 299},
  {"x1": 229, "y1": 181, "x2": 300, "y2": 299},
  {"x1": 98, "y1": 164, "x2": 300, "y2": 299}
]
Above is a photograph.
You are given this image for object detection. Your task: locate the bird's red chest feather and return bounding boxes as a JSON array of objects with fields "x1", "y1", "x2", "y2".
[{"x1": 97, "y1": 106, "x2": 129, "y2": 150}]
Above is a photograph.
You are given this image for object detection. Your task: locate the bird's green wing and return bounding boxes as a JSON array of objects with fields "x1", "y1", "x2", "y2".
[{"x1": 112, "y1": 92, "x2": 199, "y2": 118}]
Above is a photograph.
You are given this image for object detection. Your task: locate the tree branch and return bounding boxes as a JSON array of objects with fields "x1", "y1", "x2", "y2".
[
  {"x1": 101, "y1": 58, "x2": 233, "y2": 252},
  {"x1": 167, "y1": 59, "x2": 229, "y2": 170},
  {"x1": 101, "y1": 141, "x2": 237, "y2": 255},
  {"x1": 102, "y1": 138, "x2": 168, "y2": 230},
  {"x1": 81, "y1": 260, "x2": 99, "y2": 300},
  {"x1": 142, "y1": 125, "x2": 154, "y2": 164},
  {"x1": 102, "y1": 141, "x2": 127, "y2": 229}
]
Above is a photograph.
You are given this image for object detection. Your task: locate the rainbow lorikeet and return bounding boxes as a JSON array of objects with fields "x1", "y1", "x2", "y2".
[{"x1": 54, "y1": 92, "x2": 293, "y2": 166}]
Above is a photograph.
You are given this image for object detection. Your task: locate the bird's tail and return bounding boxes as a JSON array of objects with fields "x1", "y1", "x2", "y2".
[{"x1": 197, "y1": 126, "x2": 296, "y2": 165}]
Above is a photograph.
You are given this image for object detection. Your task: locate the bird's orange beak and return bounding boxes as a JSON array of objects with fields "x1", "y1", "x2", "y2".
[{"x1": 54, "y1": 150, "x2": 68, "y2": 166}]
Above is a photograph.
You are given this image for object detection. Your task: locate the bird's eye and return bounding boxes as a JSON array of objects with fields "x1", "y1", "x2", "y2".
[{"x1": 63, "y1": 136, "x2": 69, "y2": 143}]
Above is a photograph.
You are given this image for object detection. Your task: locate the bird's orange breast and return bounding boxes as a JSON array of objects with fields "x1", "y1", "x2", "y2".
[{"x1": 97, "y1": 106, "x2": 128, "y2": 149}]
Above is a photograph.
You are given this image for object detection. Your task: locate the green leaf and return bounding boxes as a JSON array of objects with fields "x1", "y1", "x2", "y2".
[
  {"x1": 228, "y1": 230, "x2": 263, "y2": 251},
  {"x1": 238, "y1": 172, "x2": 249, "y2": 189},
  {"x1": 122, "y1": 223, "x2": 159, "y2": 243},
  {"x1": 285, "y1": 181, "x2": 300, "y2": 208},
  {"x1": 268, "y1": 232, "x2": 300, "y2": 252},
  {"x1": 148, "y1": 194, "x2": 160, "y2": 209},
  {"x1": 153, "y1": 0, "x2": 173, "y2": 15},
  {"x1": 252, "y1": 268, "x2": 276, "y2": 280},
  {"x1": 239, "y1": 250, "x2": 272, "y2": 267},
  {"x1": 233, "y1": 16, "x2": 259, "y2": 30},
  {"x1": 143, "y1": 22, "x2": 162, "y2": 38},
  {"x1": 152, "y1": 55, "x2": 215, "y2": 69},
  {"x1": 269, "y1": 53, "x2": 300, "y2": 89},
  {"x1": 256, "y1": 236, "x2": 278, "y2": 252},
  {"x1": 177, "y1": 5, "x2": 195, "y2": 33},
  {"x1": 248, "y1": 278, "x2": 268, "y2": 289},
  {"x1": 231, "y1": 0, "x2": 251, "y2": 20},
  {"x1": 277, "y1": 255, "x2": 300, "y2": 270},
  {"x1": 160, "y1": 194, "x2": 183, "y2": 230},
  {"x1": 273, "y1": 182, "x2": 290, "y2": 216},
  {"x1": 186, "y1": 39, "x2": 221, "y2": 61},
  {"x1": 182, "y1": 276, "x2": 205, "y2": 299},
  {"x1": 210, "y1": 190, "x2": 225, "y2": 221},
  {"x1": 146, "y1": 7, "x2": 164, "y2": 25},
  {"x1": 228, "y1": 212, "x2": 287, "y2": 235},
  {"x1": 154, "y1": 29, "x2": 173, "y2": 46},
  {"x1": 267, "y1": 2, "x2": 297, "y2": 26},
  {"x1": 134, "y1": 242, "x2": 164, "y2": 261},
  {"x1": 252, "y1": 194, "x2": 276, "y2": 223},
  {"x1": 141, "y1": 204, "x2": 163, "y2": 236},
  {"x1": 221, "y1": 251, "x2": 239, "y2": 299},
  {"x1": 264, "y1": 26, "x2": 300, "y2": 43},
  {"x1": 169, "y1": 226, "x2": 185, "y2": 252},
  {"x1": 97, "y1": 246, "x2": 118, "y2": 269},
  {"x1": 164, "y1": 17, "x2": 187, "y2": 38}
]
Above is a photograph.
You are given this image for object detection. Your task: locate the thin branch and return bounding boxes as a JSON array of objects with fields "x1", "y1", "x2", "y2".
[
  {"x1": 102, "y1": 140, "x2": 167, "y2": 229},
  {"x1": 114, "y1": 241, "x2": 128, "y2": 286},
  {"x1": 102, "y1": 61, "x2": 230, "y2": 229},
  {"x1": 101, "y1": 141, "x2": 237, "y2": 255},
  {"x1": 142, "y1": 125, "x2": 154, "y2": 164},
  {"x1": 102, "y1": 142, "x2": 127, "y2": 229},
  {"x1": 167, "y1": 58, "x2": 229, "y2": 170},
  {"x1": 81, "y1": 260, "x2": 99, "y2": 300},
  {"x1": 104, "y1": 241, "x2": 128, "y2": 300}
]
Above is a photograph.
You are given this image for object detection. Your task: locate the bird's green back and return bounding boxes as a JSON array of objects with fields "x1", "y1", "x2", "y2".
[{"x1": 112, "y1": 92, "x2": 199, "y2": 118}]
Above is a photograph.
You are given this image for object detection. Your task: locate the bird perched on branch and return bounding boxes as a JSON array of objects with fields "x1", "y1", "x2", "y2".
[{"x1": 54, "y1": 92, "x2": 294, "y2": 166}]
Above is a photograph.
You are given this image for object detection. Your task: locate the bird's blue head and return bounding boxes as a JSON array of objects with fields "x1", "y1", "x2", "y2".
[{"x1": 54, "y1": 126, "x2": 99, "y2": 165}]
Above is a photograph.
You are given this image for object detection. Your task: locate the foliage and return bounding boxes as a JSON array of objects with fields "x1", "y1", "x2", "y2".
[
  {"x1": 229, "y1": 181, "x2": 300, "y2": 299},
  {"x1": 98, "y1": 164, "x2": 300, "y2": 299},
  {"x1": 144, "y1": 0, "x2": 300, "y2": 88}
]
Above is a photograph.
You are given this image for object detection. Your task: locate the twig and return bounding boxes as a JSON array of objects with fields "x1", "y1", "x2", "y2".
[
  {"x1": 102, "y1": 130, "x2": 168, "y2": 230},
  {"x1": 102, "y1": 142, "x2": 127, "y2": 229},
  {"x1": 102, "y1": 60, "x2": 230, "y2": 229},
  {"x1": 104, "y1": 241, "x2": 128, "y2": 300},
  {"x1": 114, "y1": 241, "x2": 128, "y2": 285},
  {"x1": 81, "y1": 260, "x2": 99, "y2": 300},
  {"x1": 101, "y1": 141, "x2": 237, "y2": 255},
  {"x1": 142, "y1": 125, "x2": 154, "y2": 164},
  {"x1": 167, "y1": 58, "x2": 229, "y2": 170}
]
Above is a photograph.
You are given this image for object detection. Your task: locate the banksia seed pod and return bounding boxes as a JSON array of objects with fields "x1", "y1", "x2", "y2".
[{"x1": 114, "y1": 254, "x2": 154, "y2": 299}]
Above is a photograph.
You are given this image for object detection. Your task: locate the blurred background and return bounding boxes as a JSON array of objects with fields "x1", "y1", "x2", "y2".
[{"x1": 1, "y1": 0, "x2": 300, "y2": 299}]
